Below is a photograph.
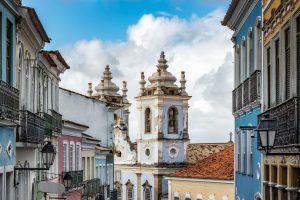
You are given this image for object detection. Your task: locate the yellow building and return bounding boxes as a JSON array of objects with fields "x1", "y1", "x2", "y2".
[
  {"x1": 260, "y1": 0, "x2": 300, "y2": 199},
  {"x1": 165, "y1": 145, "x2": 234, "y2": 200}
]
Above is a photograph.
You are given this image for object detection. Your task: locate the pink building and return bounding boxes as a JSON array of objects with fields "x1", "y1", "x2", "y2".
[{"x1": 58, "y1": 120, "x2": 88, "y2": 200}]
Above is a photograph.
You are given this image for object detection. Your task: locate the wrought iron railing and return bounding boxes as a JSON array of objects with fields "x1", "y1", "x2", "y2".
[
  {"x1": 0, "y1": 80, "x2": 19, "y2": 121},
  {"x1": 63, "y1": 170, "x2": 83, "y2": 190},
  {"x1": 18, "y1": 110, "x2": 45, "y2": 144},
  {"x1": 232, "y1": 70, "x2": 261, "y2": 114},
  {"x1": 38, "y1": 109, "x2": 62, "y2": 137},
  {"x1": 50, "y1": 109, "x2": 62, "y2": 134},
  {"x1": 82, "y1": 178, "x2": 101, "y2": 198},
  {"x1": 258, "y1": 97, "x2": 299, "y2": 147}
]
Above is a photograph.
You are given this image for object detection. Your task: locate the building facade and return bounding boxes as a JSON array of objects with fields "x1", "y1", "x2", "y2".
[
  {"x1": 114, "y1": 51, "x2": 190, "y2": 200},
  {"x1": 222, "y1": 0, "x2": 263, "y2": 199},
  {"x1": 0, "y1": 1, "x2": 19, "y2": 199},
  {"x1": 58, "y1": 120, "x2": 85, "y2": 200},
  {"x1": 165, "y1": 145, "x2": 234, "y2": 200},
  {"x1": 259, "y1": 0, "x2": 300, "y2": 199}
]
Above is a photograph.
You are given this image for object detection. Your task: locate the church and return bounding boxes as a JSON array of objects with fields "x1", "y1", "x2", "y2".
[{"x1": 113, "y1": 51, "x2": 191, "y2": 200}]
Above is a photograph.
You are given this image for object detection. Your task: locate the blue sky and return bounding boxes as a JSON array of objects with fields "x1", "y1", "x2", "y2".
[
  {"x1": 23, "y1": 0, "x2": 230, "y2": 49},
  {"x1": 22, "y1": 0, "x2": 234, "y2": 143}
]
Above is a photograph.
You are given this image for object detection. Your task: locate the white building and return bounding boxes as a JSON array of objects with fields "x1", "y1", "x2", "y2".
[
  {"x1": 114, "y1": 52, "x2": 191, "y2": 200},
  {"x1": 59, "y1": 65, "x2": 130, "y2": 196},
  {"x1": 15, "y1": 6, "x2": 69, "y2": 200}
]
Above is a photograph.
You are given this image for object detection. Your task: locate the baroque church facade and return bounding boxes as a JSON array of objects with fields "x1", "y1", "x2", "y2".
[{"x1": 114, "y1": 52, "x2": 191, "y2": 200}]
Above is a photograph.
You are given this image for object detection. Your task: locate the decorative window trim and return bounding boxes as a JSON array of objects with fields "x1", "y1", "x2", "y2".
[
  {"x1": 168, "y1": 106, "x2": 178, "y2": 134},
  {"x1": 75, "y1": 142, "x2": 81, "y2": 170},
  {"x1": 125, "y1": 179, "x2": 134, "y2": 200},
  {"x1": 69, "y1": 141, "x2": 75, "y2": 171},
  {"x1": 144, "y1": 107, "x2": 152, "y2": 133},
  {"x1": 142, "y1": 180, "x2": 152, "y2": 200},
  {"x1": 115, "y1": 181, "x2": 122, "y2": 200},
  {"x1": 63, "y1": 141, "x2": 69, "y2": 171}
]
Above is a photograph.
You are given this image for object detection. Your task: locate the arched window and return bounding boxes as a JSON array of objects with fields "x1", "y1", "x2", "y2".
[
  {"x1": 184, "y1": 192, "x2": 191, "y2": 200},
  {"x1": 115, "y1": 181, "x2": 122, "y2": 200},
  {"x1": 208, "y1": 194, "x2": 215, "y2": 200},
  {"x1": 126, "y1": 179, "x2": 134, "y2": 200},
  {"x1": 145, "y1": 108, "x2": 151, "y2": 133},
  {"x1": 168, "y1": 107, "x2": 178, "y2": 133},
  {"x1": 143, "y1": 180, "x2": 152, "y2": 200},
  {"x1": 174, "y1": 192, "x2": 180, "y2": 200},
  {"x1": 196, "y1": 193, "x2": 203, "y2": 200}
]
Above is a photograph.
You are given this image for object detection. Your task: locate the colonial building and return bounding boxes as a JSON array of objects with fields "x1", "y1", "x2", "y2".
[
  {"x1": 58, "y1": 120, "x2": 86, "y2": 199},
  {"x1": 15, "y1": 6, "x2": 69, "y2": 199},
  {"x1": 59, "y1": 65, "x2": 129, "y2": 198},
  {"x1": 114, "y1": 51, "x2": 190, "y2": 200},
  {"x1": 259, "y1": 0, "x2": 300, "y2": 199},
  {"x1": 165, "y1": 145, "x2": 234, "y2": 200},
  {"x1": 222, "y1": 0, "x2": 263, "y2": 199},
  {"x1": 0, "y1": 1, "x2": 19, "y2": 199}
]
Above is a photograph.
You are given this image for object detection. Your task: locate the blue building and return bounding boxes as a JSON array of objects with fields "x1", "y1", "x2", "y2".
[
  {"x1": 222, "y1": 0, "x2": 263, "y2": 199},
  {"x1": 0, "y1": 0, "x2": 19, "y2": 199}
]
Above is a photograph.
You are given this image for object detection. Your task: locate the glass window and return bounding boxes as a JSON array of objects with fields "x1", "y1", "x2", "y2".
[
  {"x1": 168, "y1": 107, "x2": 178, "y2": 133},
  {"x1": 69, "y1": 144, "x2": 74, "y2": 171},
  {"x1": 63, "y1": 143, "x2": 67, "y2": 171},
  {"x1": 76, "y1": 144, "x2": 80, "y2": 170},
  {"x1": 145, "y1": 108, "x2": 151, "y2": 133},
  {"x1": 6, "y1": 20, "x2": 12, "y2": 84},
  {"x1": 285, "y1": 28, "x2": 290, "y2": 100}
]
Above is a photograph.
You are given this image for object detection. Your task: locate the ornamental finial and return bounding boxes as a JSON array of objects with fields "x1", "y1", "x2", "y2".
[
  {"x1": 156, "y1": 51, "x2": 168, "y2": 71},
  {"x1": 180, "y1": 71, "x2": 188, "y2": 96},
  {"x1": 122, "y1": 81, "x2": 129, "y2": 104},
  {"x1": 87, "y1": 82, "x2": 93, "y2": 97},
  {"x1": 139, "y1": 72, "x2": 146, "y2": 96},
  {"x1": 154, "y1": 69, "x2": 164, "y2": 95}
]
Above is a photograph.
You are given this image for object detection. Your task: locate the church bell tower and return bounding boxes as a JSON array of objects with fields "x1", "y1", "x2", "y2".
[{"x1": 135, "y1": 51, "x2": 191, "y2": 165}]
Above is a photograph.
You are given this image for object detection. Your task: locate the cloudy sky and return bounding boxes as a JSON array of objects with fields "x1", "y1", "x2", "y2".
[{"x1": 23, "y1": 0, "x2": 234, "y2": 143}]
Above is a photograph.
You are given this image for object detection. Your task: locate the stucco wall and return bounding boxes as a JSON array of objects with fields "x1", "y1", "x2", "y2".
[
  {"x1": 169, "y1": 178, "x2": 234, "y2": 200},
  {"x1": 59, "y1": 88, "x2": 114, "y2": 147}
]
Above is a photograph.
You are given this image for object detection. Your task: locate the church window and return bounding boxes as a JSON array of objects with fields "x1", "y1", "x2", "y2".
[
  {"x1": 168, "y1": 107, "x2": 178, "y2": 133},
  {"x1": 145, "y1": 108, "x2": 151, "y2": 133},
  {"x1": 143, "y1": 180, "x2": 152, "y2": 200},
  {"x1": 126, "y1": 180, "x2": 134, "y2": 200},
  {"x1": 115, "y1": 181, "x2": 122, "y2": 200}
]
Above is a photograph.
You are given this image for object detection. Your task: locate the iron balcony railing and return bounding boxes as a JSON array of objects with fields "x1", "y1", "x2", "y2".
[
  {"x1": 63, "y1": 170, "x2": 84, "y2": 190},
  {"x1": 0, "y1": 80, "x2": 19, "y2": 122},
  {"x1": 39, "y1": 109, "x2": 62, "y2": 137},
  {"x1": 18, "y1": 110, "x2": 45, "y2": 144},
  {"x1": 232, "y1": 70, "x2": 261, "y2": 114},
  {"x1": 50, "y1": 109, "x2": 62, "y2": 134},
  {"x1": 82, "y1": 178, "x2": 101, "y2": 198},
  {"x1": 258, "y1": 97, "x2": 300, "y2": 148}
]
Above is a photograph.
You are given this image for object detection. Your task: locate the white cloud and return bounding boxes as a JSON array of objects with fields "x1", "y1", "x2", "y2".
[{"x1": 59, "y1": 9, "x2": 234, "y2": 143}]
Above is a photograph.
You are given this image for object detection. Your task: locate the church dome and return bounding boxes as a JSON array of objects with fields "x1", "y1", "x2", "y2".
[
  {"x1": 147, "y1": 51, "x2": 178, "y2": 89},
  {"x1": 95, "y1": 65, "x2": 120, "y2": 97}
]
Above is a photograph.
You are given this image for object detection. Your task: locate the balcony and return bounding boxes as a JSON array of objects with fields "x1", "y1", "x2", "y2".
[
  {"x1": 62, "y1": 170, "x2": 83, "y2": 190},
  {"x1": 39, "y1": 110, "x2": 62, "y2": 137},
  {"x1": 17, "y1": 110, "x2": 45, "y2": 144},
  {"x1": 232, "y1": 70, "x2": 261, "y2": 115},
  {"x1": 0, "y1": 80, "x2": 19, "y2": 122},
  {"x1": 258, "y1": 97, "x2": 300, "y2": 148},
  {"x1": 82, "y1": 178, "x2": 101, "y2": 198}
]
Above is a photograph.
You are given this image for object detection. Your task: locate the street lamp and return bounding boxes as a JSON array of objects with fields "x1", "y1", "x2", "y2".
[
  {"x1": 15, "y1": 141, "x2": 56, "y2": 170},
  {"x1": 63, "y1": 172, "x2": 72, "y2": 190},
  {"x1": 256, "y1": 115, "x2": 278, "y2": 154},
  {"x1": 41, "y1": 141, "x2": 57, "y2": 169}
]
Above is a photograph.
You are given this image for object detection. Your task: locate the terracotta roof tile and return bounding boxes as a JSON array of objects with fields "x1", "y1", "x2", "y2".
[
  {"x1": 170, "y1": 145, "x2": 234, "y2": 180},
  {"x1": 187, "y1": 142, "x2": 232, "y2": 163},
  {"x1": 40, "y1": 50, "x2": 70, "y2": 69}
]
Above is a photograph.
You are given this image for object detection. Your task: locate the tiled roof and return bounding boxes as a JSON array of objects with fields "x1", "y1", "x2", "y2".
[
  {"x1": 40, "y1": 50, "x2": 70, "y2": 69},
  {"x1": 95, "y1": 145, "x2": 112, "y2": 151},
  {"x1": 187, "y1": 142, "x2": 232, "y2": 164},
  {"x1": 25, "y1": 7, "x2": 50, "y2": 43},
  {"x1": 170, "y1": 145, "x2": 234, "y2": 180}
]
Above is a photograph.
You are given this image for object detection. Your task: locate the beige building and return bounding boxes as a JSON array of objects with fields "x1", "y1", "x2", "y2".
[
  {"x1": 260, "y1": 0, "x2": 300, "y2": 199},
  {"x1": 165, "y1": 145, "x2": 234, "y2": 200}
]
